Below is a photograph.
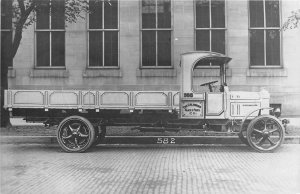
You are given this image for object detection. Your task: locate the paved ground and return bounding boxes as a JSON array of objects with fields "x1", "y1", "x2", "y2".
[{"x1": 1, "y1": 144, "x2": 299, "y2": 194}]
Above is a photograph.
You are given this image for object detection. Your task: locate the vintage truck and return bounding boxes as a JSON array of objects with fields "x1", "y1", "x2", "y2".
[{"x1": 4, "y1": 51, "x2": 286, "y2": 153}]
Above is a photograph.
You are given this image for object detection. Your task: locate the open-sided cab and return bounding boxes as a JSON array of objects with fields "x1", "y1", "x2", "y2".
[{"x1": 180, "y1": 51, "x2": 270, "y2": 120}]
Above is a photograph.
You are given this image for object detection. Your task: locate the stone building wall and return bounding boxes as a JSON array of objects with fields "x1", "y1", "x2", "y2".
[{"x1": 7, "y1": 0, "x2": 300, "y2": 116}]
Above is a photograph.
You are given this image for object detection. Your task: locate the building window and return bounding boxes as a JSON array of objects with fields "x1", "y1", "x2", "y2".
[
  {"x1": 141, "y1": 0, "x2": 172, "y2": 67},
  {"x1": 249, "y1": 0, "x2": 281, "y2": 67},
  {"x1": 35, "y1": 0, "x2": 65, "y2": 67},
  {"x1": 195, "y1": 0, "x2": 226, "y2": 66},
  {"x1": 1, "y1": 0, "x2": 13, "y2": 67},
  {"x1": 88, "y1": 0, "x2": 119, "y2": 67}
]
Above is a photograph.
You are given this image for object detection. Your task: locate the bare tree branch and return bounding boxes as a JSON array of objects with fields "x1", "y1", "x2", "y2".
[
  {"x1": 12, "y1": 3, "x2": 36, "y2": 58},
  {"x1": 24, "y1": 3, "x2": 36, "y2": 19},
  {"x1": 18, "y1": 0, "x2": 26, "y2": 15}
]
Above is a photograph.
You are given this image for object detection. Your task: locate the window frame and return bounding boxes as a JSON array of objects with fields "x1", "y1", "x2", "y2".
[
  {"x1": 140, "y1": 0, "x2": 174, "y2": 69},
  {"x1": 194, "y1": 0, "x2": 227, "y2": 68},
  {"x1": 87, "y1": 0, "x2": 120, "y2": 69},
  {"x1": 34, "y1": 0, "x2": 66, "y2": 69},
  {"x1": 248, "y1": 0, "x2": 283, "y2": 68}
]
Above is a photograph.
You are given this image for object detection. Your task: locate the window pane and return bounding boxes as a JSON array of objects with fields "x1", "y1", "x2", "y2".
[
  {"x1": 104, "y1": 0, "x2": 118, "y2": 29},
  {"x1": 142, "y1": 0, "x2": 156, "y2": 28},
  {"x1": 104, "y1": 31, "x2": 118, "y2": 66},
  {"x1": 211, "y1": 30, "x2": 225, "y2": 66},
  {"x1": 1, "y1": 0, "x2": 12, "y2": 29},
  {"x1": 196, "y1": 30, "x2": 210, "y2": 66},
  {"x1": 265, "y1": 0, "x2": 280, "y2": 27},
  {"x1": 211, "y1": 30, "x2": 225, "y2": 54},
  {"x1": 89, "y1": 31, "x2": 103, "y2": 66},
  {"x1": 157, "y1": 0, "x2": 171, "y2": 28},
  {"x1": 266, "y1": 30, "x2": 280, "y2": 66},
  {"x1": 142, "y1": 31, "x2": 156, "y2": 66},
  {"x1": 196, "y1": 0, "x2": 210, "y2": 28},
  {"x1": 52, "y1": 32, "x2": 65, "y2": 67},
  {"x1": 1, "y1": 31, "x2": 12, "y2": 67},
  {"x1": 89, "y1": 0, "x2": 102, "y2": 29},
  {"x1": 36, "y1": 0, "x2": 50, "y2": 29},
  {"x1": 36, "y1": 32, "x2": 50, "y2": 67},
  {"x1": 211, "y1": 0, "x2": 225, "y2": 28},
  {"x1": 249, "y1": 0, "x2": 264, "y2": 27},
  {"x1": 196, "y1": 30, "x2": 210, "y2": 51},
  {"x1": 157, "y1": 31, "x2": 171, "y2": 66},
  {"x1": 51, "y1": 0, "x2": 65, "y2": 29},
  {"x1": 250, "y1": 29, "x2": 264, "y2": 66}
]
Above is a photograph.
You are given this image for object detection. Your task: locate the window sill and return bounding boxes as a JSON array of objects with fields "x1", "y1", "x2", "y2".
[
  {"x1": 83, "y1": 69, "x2": 122, "y2": 78},
  {"x1": 30, "y1": 69, "x2": 69, "y2": 78},
  {"x1": 193, "y1": 68, "x2": 232, "y2": 77},
  {"x1": 136, "y1": 68, "x2": 177, "y2": 77},
  {"x1": 8, "y1": 68, "x2": 16, "y2": 78},
  {"x1": 247, "y1": 68, "x2": 288, "y2": 77}
]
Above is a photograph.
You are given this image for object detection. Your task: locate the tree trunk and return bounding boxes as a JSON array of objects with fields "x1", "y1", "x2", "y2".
[
  {"x1": 1, "y1": 18, "x2": 25, "y2": 127},
  {"x1": 1, "y1": 28, "x2": 23, "y2": 127},
  {"x1": 1, "y1": 54, "x2": 10, "y2": 127},
  {"x1": 0, "y1": 24, "x2": 22, "y2": 127},
  {"x1": 0, "y1": 1, "x2": 34, "y2": 127}
]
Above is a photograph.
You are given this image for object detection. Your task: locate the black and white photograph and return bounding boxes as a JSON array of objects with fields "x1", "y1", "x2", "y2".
[{"x1": 0, "y1": 0, "x2": 300, "y2": 193}]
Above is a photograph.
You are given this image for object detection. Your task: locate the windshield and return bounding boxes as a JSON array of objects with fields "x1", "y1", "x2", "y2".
[{"x1": 191, "y1": 57, "x2": 229, "y2": 93}]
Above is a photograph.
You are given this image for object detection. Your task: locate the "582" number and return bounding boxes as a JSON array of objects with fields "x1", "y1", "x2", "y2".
[{"x1": 156, "y1": 137, "x2": 176, "y2": 144}]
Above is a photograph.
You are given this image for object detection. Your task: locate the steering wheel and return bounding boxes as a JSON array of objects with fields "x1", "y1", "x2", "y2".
[{"x1": 200, "y1": 80, "x2": 218, "y2": 92}]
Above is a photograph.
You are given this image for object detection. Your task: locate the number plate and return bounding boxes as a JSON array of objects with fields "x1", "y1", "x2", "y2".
[
  {"x1": 156, "y1": 137, "x2": 176, "y2": 144},
  {"x1": 184, "y1": 93, "x2": 193, "y2": 98}
]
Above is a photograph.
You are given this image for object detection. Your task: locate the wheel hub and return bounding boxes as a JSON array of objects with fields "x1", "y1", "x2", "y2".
[
  {"x1": 72, "y1": 132, "x2": 78, "y2": 136},
  {"x1": 263, "y1": 131, "x2": 269, "y2": 136}
]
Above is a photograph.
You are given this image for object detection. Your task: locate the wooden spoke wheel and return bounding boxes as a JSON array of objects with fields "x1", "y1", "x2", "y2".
[
  {"x1": 57, "y1": 116, "x2": 95, "y2": 153},
  {"x1": 246, "y1": 115, "x2": 285, "y2": 152}
]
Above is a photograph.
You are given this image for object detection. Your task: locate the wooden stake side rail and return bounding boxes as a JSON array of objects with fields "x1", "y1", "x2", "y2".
[{"x1": 4, "y1": 90, "x2": 180, "y2": 111}]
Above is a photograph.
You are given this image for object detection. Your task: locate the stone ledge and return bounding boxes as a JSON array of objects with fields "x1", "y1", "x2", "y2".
[
  {"x1": 193, "y1": 68, "x2": 232, "y2": 77},
  {"x1": 29, "y1": 69, "x2": 69, "y2": 78},
  {"x1": 247, "y1": 68, "x2": 288, "y2": 77},
  {"x1": 136, "y1": 69, "x2": 177, "y2": 77},
  {"x1": 8, "y1": 68, "x2": 16, "y2": 78},
  {"x1": 83, "y1": 69, "x2": 122, "y2": 78}
]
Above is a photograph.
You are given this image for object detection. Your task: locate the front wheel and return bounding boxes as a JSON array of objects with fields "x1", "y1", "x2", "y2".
[
  {"x1": 57, "y1": 116, "x2": 95, "y2": 153},
  {"x1": 246, "y1": 115, "x2": 285, "y2": 152}
]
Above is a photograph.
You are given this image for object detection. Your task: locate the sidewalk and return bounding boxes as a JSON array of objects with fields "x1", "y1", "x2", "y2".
[{"x1": 1, "y1": 118, "x2": 300, "y2": 144}]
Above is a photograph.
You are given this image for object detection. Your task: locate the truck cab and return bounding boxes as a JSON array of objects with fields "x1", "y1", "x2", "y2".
[{"x1": 180, "y1": 51, "x2": 270, "y2": 121}]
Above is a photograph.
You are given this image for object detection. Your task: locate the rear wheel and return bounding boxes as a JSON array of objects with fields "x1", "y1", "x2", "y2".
[
  {"x1": 57, "y1": 116, "x2": 95, "y2": 153},
  {"x1": 246, "y1": 115, "x2": 285, "y2": 152}
]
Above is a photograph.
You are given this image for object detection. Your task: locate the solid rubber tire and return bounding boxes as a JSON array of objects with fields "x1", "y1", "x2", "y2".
[
  {"x1": 246, "y1": 115, "x2": 285, "y2": 153},
  {"x1": 57, "y1": 116, "x2": 95, "y2": 153}
]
